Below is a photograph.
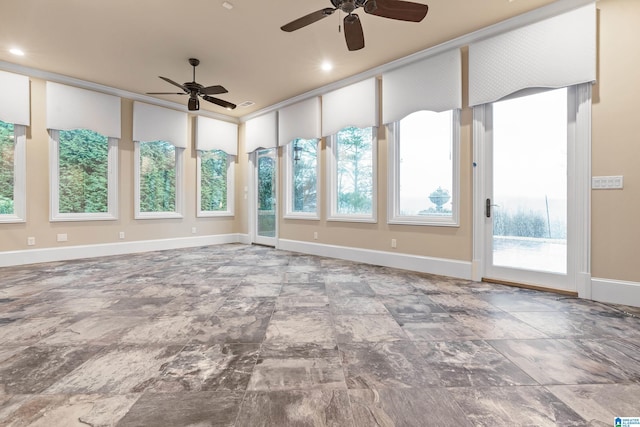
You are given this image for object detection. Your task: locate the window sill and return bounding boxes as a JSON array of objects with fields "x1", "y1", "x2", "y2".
[
  {"x1": 50, "y1": 213, "x2": 118, "y2": 222},
  {"x1": 327, "y1": 215, "x2": 377, "y2": 224},
  {"x1": 388, "y1": 216, "x2": 459, "y2": 227},
  {"x1": 135, "y1": 212, "x2": 184, "y2": 220},
  {"x1": 197, "y1": 211, "x2": 234, "y2": 218},
  {"x1": 283, "y1": 213, "x2": 320, "y2": 221}
]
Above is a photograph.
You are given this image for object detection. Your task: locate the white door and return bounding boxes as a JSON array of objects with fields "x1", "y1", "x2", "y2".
[
  {"x1": 254, "y1": 148, "x2": 277, "y2": 246},
  {"x1": 483, "y1": 88, "x2": 571, "y2": 291}
]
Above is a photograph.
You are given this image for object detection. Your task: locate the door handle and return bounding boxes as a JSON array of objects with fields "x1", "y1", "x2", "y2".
[{"x1": 485, "y1": 198, "x2": 500, "y2": 218}]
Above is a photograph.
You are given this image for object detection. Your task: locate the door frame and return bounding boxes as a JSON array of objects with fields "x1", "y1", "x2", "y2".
[
  {"x1": 472, "y1": 84, "x2": 592, "y2": 297},
  {"x1": 250, "y1": 148, "x2": 278, "y2": 247}
]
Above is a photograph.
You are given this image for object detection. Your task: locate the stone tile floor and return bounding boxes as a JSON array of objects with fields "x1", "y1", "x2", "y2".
[{"x1": 0, "y1": 243, "x2": 639, "y2": 426}]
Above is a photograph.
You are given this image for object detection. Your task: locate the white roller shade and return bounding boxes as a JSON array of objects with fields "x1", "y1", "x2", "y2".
[
  {"x1": 245, "y1": 111, "x2": 277, "y2": 153},
  {"x1": 469, "y1": 3, "x2": 596, "y2": 106},
  {"x1": 46, "y1": 82, "x2": 121, "y2": 138},
  {"x1": 196, "y1": 116, "x2": 238, "y2": 155},
  {"x1": 0, "y1": 70, "x2": 30, "y2": 126},
  {"x1": 278, "y1": 97, "x2": 321, "y2": 146},
  {"x1": 322, "y1": 78, "x2": 378, "y2": 137},
  {"x1": 133, "y1": 101, "x2": 187, "y2": 148},
  {"x1": 382, "y1": 49, "x2": 461, "y2": 124}
]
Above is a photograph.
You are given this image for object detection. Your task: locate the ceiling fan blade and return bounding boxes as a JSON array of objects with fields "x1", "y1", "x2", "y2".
[
  {"x1": 146, "y1": 92, "x2": 187, "y2": 95},
  {"x1": 200, "y1": 85, "x2": 228, "y2": 95},
  {"x1": 344, "y1": 14, "x2": 365, "y2": 51},
  {"x1": 364, "y1": 0, "x2": 428, "y2": 22},
  {"x1": 281, "y1": 8, "x2": 335, "y2": 32},
  {"x1": 203, "y1": 95, "x2": 237, "y2": 110},
  {"x1": 159, "y1": 76, "x2": 188, "y2": 92}
]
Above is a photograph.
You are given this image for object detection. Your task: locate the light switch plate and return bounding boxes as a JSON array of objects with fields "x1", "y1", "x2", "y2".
[{"x1": 592, "y1": 176, "x2": 623, "y2": 189}]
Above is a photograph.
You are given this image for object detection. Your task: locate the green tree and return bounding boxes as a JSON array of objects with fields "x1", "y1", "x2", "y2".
[
  {"x1": 58, "y1": 129, "x2": 109, "y2": 213},
  {"x1": 336, "y1": 127, "x2": 373, "y2": 214},
  {"x1": 140, "y1": 141, "x2": 176, "y2": 212},
  {"x1": 200, "y1": 149, "x2": 227, "y2": 211},
  {"x1": 292, "y1": 138, "x2": 317, "y2": 212},
  {"x1": 0, "y1": 121, "x2": 15, "y2": 214}
]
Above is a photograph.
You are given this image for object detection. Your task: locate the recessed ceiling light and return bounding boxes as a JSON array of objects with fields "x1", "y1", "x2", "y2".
[
  {"x1": 321, "y1": 61, "x2": 333, "y2": 72},
  {"x1": 222, "y1": 1, "x2": 233, "y2": 10},
  {"x1": 9, "y1": 48, "x2": 25, "y2": 56}
]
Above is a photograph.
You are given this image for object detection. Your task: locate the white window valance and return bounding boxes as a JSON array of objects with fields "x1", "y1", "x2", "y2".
[
  {"x1": 382, "y1": 49, "x2": 461, "y2": 124},
  {"x1": 245, "y1": 111, "x2": 277, "y2": 153},
  {"x1": 322, "y1": 78, "x2": 378, "y2": 137},
  {"x1": 469, "y1": 3, "x2": 596, "y2": 106},
  {"x1": 46, "y1": 82, "x2": 121, "y2": 138},
  {"x1": 133, "y1": 101, "x2": 187, "y2": 148},
  {"x1": 196, "y1": 116, "x2": 238, "y2": 155},
  {"x1": 278, "y1": 97, "x2": 321, "y2": 146},
  {"x1": 0, "y1": 70, "x2": 30, "y2": 126}
]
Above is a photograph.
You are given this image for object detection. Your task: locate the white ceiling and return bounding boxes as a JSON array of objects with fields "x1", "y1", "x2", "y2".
[{"x1": 0, "y1": 0, "x2": 559, "y2": 119}]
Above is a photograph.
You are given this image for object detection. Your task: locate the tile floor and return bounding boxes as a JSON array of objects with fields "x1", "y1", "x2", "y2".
[{"x1": 0, "y1": 244, "x2": 639, "y2": 426}]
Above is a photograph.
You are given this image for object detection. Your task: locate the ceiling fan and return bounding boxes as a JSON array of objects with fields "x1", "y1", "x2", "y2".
[
  {"x1": 281, "y1": 0, "x2": 429, "y2": 51},
  {"x1": 147, "y1": 58, "x2": 236, "y2": 111}
]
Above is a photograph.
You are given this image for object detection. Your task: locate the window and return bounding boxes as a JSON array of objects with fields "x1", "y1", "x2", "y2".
[
  {"x1": 284, "y1": 138, "x2": 319, "y2": 219},
  {"x1": 388, "y1": 110, "x2": 460, "y2": 226},
  {"x1": 0, "y1": 120, "x2": 26, "y2": 222},
  {"x1": 327, "y1": 126, "x2": 376, "y2": 222},
  {"x1": 49, "y1": 129, "x2": 118, "y2": 221},
  {"x1": 197, "y1": 149, "x2": 234, "y2": 217},
  {"x1": 135, "y1": 140, "x2": 183, "y2": 219}
]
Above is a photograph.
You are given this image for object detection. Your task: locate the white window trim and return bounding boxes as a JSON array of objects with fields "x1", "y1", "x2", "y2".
[
  {"x1": 0, "y1": 124, "x2": 26, "y2": 223},
  {"x1": 134, "y1": 140, "x2": 184, "y2": 220},
  {"x1": 387, "y1": 109, "x2": 460, "y2": 227},
  {"x1": 283, "y1": 139, "x2": 320, "y2": 220},
  {"x1": 49, "y1": 129, "x2": 118, "y2": 222},
  {"x1": 326, "y1": 127, "x2": 378, "y2": 223},
  {"x1": 196, "y1": 151, "x2": 235, "y2": 218}
]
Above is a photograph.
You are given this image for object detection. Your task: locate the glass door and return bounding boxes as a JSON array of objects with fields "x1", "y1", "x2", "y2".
[
  {"x1": 254, "y1": 148, "x2": 277, "y2": 246},
  {"x1": 484, "y1": 88, "x2": 569, "y2": 290}
]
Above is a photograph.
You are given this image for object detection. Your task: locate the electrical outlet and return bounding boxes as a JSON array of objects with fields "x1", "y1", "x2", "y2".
[
  {"x1": 119, "y1": 231, "x2": 125, "y2": 240},
  {"x1": 191, "y1": 227, "x2": 197, "y2": 234},
  {"x1": 57, "y1": 233, "x2": 68, "y2": 242},
  {"x1": 391, "y1": 239, "x2": 397, "y2": 248},
  {"x1": 27, "y1": 237, "x2": 35, "y2": 246},
  {"x1": 313, "y1": 232, "x2": 318, "y2": 240}
]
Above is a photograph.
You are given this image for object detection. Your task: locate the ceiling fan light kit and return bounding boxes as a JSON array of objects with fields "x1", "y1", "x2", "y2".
[
  {"x1": 146, "y1": 58, "x2": 236, "y2": 111},
  {"x1": 281, "y1": 0, "x2": 428, "y2": 51}
]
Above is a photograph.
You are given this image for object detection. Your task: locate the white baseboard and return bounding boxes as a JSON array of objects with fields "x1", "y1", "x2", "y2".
[
  {"x1": 591, "y1": 277, "x2": 640, "y2": 308},
  {"x1": 278, "y1": 239, "x2": 472, "y2": 280},
  {"x1": 0, "y1": 233, "x2": 249, "y2": 267}
]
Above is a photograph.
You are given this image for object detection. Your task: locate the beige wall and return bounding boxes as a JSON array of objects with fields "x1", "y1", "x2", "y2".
[
  {"x1": 0, "y1": 78, "x2": 239, "y2": 253},
  {"x1": 591, "y1": 0, "x2": 640, "y2": 282}
]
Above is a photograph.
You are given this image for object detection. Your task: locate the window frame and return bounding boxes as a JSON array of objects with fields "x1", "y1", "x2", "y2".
[
  {"x1": 326, "y1": 126, "x2": 377, "y2": 223},
  {"x1": 49, "y1": 129, "x2": 118, "y2": 222},
  {"x1": 387, "y1": 109, "x2": 460, "y2": 227},
  {"x1": 134, "y1": 140, "x2": 184, "y2": 220},
  {"x1": 196, "y1": 149, "x2": 235, "y2": 218},
  {"x1": 283, "y1": 138, "x2": 320, "y2": 220},
  {"x1": 0, "y1": 123, "x2": 26, "y2": 223}
]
